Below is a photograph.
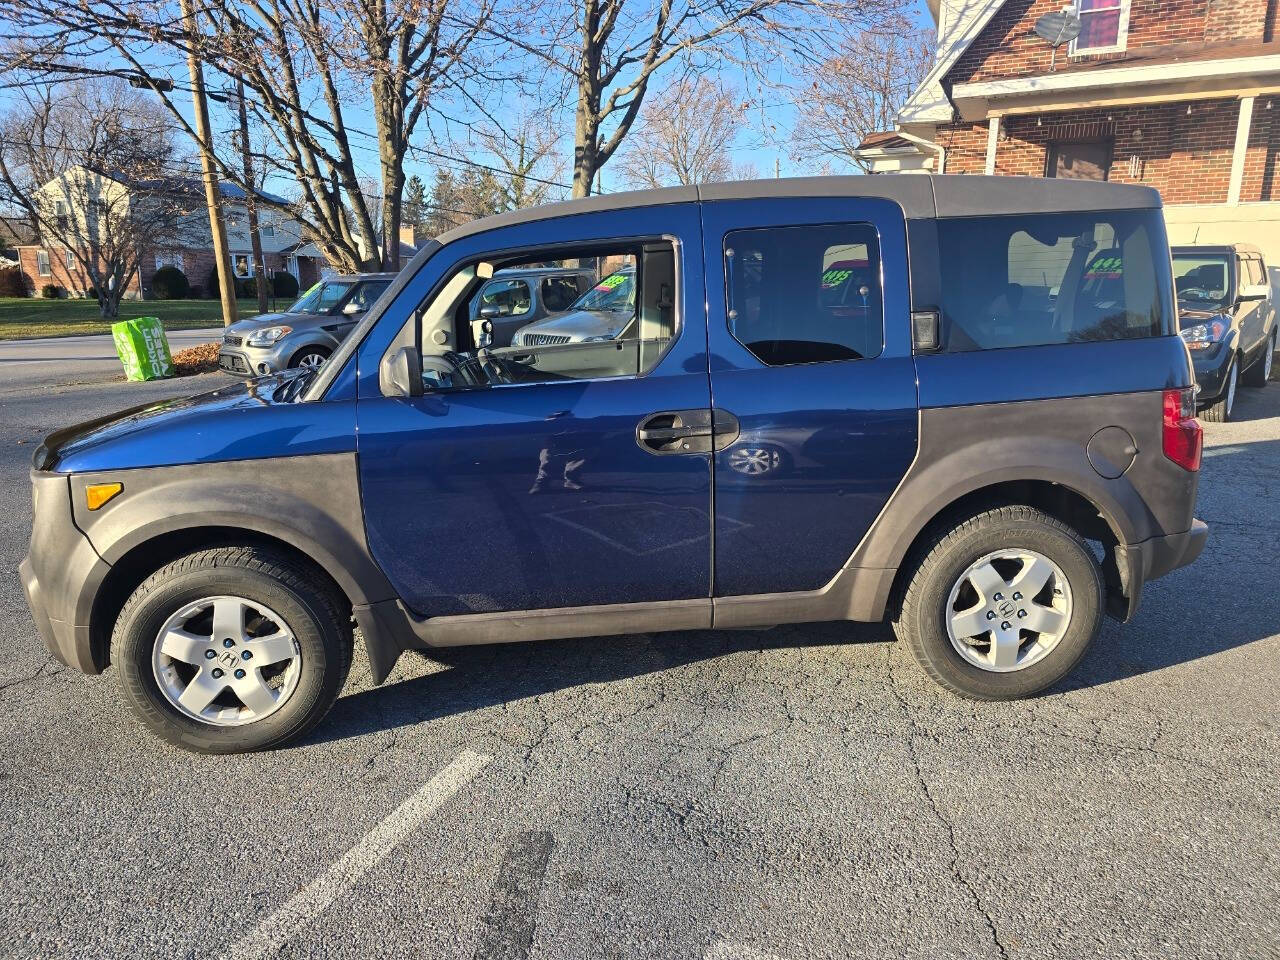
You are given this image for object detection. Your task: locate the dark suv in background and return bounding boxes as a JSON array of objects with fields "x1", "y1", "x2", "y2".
[
  {"x1": 1173, "y1": 244, "x2": 1276, "y2": 421},
  {"x1": 23, "y1": 176, "x2": 1206, "y2": 753}
]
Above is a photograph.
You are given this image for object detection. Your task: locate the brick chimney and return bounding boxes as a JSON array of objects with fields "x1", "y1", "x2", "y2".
[{"x1": 399, "y1": 224, "x2": 416, "y2": 250}]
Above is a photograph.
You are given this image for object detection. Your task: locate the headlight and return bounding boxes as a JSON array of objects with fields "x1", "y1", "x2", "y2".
[
  {"x1": 246, "y1": 325, "x2": 292, "y2": 347},
  {"x1": 1179, "y1": 319, "x2": 1227, "y2": 350},
  {"x1": 509, "y1": 332, "x2": 522, "y2": 346}
]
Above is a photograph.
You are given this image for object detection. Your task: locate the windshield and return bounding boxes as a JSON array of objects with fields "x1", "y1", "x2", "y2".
[
  {"x1": 1173, "y1": 254, "x2": 1232, "y2": 308},
  {"x1": 571, "y1": 270, "x2": 635, "y2": 312},
  {"x1": 288, "y1": 279, "x2": 354, "y2": 315}
]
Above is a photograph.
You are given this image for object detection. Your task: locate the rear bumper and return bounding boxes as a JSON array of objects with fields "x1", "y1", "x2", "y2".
[{"x1": 1117, "y1": 519, "x2": 1208, "y2": 621}]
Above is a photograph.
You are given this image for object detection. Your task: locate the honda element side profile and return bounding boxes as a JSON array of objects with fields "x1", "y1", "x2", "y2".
[{"x1": 21, "y1": 176, "x2": 1207, "y2": 754}]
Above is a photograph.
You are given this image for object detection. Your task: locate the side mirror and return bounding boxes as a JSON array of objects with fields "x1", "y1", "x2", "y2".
[
  {"x1": 381, "y1": 345, "x2": 424, "y2": 398},
  {"x1": 478, "y1": 303, "x2": 502, "y2": 320},
  {"x1": 343, "y1": 301, "x2": 362, "y2": 315},
  {"x1": 1238, "y1": 283, "x2": 1270, "y2": 302}
]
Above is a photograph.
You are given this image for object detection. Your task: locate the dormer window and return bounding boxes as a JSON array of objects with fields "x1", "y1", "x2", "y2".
[{"x1": 1072, "y1": 0, "x2": 1131, "y2": 54}]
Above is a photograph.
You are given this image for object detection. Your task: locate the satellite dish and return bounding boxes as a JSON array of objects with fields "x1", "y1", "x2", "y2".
[{"x1": 1034, "y1": 9, "x2": 1081, "y2": 47}]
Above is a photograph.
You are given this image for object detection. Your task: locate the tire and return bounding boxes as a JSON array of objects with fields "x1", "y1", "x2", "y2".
[
  {"x1": 289, "y1": 346, "x2": 331, "y2": 370},
  {"x1": 892, "y1": 505, "x2": 1104, "y2": 701},
  {"x1": 111, "y1": 546, "x2": 352, "y2": 754},
  {"x1": 1201, "y1": 356, "x2": 1237, "y2": 422},
  {"x1": 1242, "y1": 331, "x2": 1275, "y2": 388}
]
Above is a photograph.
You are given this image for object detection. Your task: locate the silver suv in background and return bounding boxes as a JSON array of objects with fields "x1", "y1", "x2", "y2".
[{"x1": 219, "y1": 273, "x2": 396, "y2": 376}]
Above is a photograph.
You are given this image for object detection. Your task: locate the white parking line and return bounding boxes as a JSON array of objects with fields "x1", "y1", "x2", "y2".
[
  {"x1": 223, "y1": 749, "x2": 492, "y2": 960},
  {"x1": 704, "y1": 941, "x2": 787, "y2": 960}
]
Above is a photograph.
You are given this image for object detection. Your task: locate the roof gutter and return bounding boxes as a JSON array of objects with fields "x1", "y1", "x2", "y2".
[{"x1": 896, "y1": 131, "x2": 947, "y2": 174}]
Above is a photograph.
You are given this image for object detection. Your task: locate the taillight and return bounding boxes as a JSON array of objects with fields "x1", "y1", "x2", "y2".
[{"x1": 1162, "y1": 387, "x2": 1202, "y2": 471}]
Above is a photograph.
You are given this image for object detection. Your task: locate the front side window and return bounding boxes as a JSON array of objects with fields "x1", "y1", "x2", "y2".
[
  {"x1": 478, "y1": 278, "x2": 532, "y2": 318},
  {"x1": 724, "y1": 223, "x2": 884, "y2": 366},
  {"x1": 936, "y1": 209, "x2": 1172, "y2": 352},
  {"x1": 346, "y1": 280, "x2": 391, "y2": 313},
  {"x1": 289, "y1": 279, "x2": 353, "y2": 314},
  {"x1": 1073, "y1": 0, "x2": 1130, "y2": 52},
  {"x1": 406, "y1": 242, "x2": 677, "y2": 392},
  {"x1": 1174, "y1": 253, "x2": 1232, "y2": 309}
]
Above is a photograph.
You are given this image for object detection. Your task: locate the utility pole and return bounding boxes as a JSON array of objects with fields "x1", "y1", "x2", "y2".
[
  {"x1": 775, "y1": 156, "x2": 781, "y2": 179},
  {"x1": 180, "y1": 0, "x2": 238, "y2": 327},
  {"x1": 234, "y1": 81, "x2": 269, "y2": 315}
]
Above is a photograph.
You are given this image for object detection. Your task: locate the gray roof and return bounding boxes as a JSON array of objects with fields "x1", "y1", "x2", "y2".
[{"x1": 436, "y1": 175, "x2": 1162, "y2": 249}]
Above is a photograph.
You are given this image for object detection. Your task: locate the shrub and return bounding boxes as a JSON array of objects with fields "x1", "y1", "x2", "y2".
[
  {"x1": 151, "y1": 265, "x2": 190, "y2": 300},
  {"x1": 0, "y1": 265, "x2": 30, "y2": 297},
  {"x1": 86, "y1": 286, "x2": 98, "y2": 300},
  {"x1": 271, "y1": 271, "x2": 299, "y2": 299},
  {"x1": 40, "y1": 283, "x2": 62, "y2": 299},
  {"x1": 236, "y1": 276, "x2": 258, "y2": 299},
  {"x1": 206, "y1": 266, "x2": 219, "y2": 298},
  {"x1": 189, "y1": 284, "x2": 203, "y2": 299}
]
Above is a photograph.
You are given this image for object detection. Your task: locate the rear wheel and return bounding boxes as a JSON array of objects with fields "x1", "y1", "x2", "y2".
[
  {"x1": 1242, "y1": 330, "x2": 1275, "y2": 387},
  {"x1": 893, "y1": 505, "x2": 1104, "y2": 700},
  {"x1": 1201, "y1": 356, "x2": 1237, "y2": 422},
  {"x1": 289, "y1": 346, "x2": 331, "y2": 370},
  {"x1": 111, "y1": 546, "x2": 352, "y2": 753}
]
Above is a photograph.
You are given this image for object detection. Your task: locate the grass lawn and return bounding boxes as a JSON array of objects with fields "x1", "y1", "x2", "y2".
[{"x1": 0, "y1": 298, "x2": 267, "y2": 340}]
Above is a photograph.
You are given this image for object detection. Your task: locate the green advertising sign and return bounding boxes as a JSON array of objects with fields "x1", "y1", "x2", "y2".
[{"x1": 111, "y1": 316, "x2": 174, "y2": 381}]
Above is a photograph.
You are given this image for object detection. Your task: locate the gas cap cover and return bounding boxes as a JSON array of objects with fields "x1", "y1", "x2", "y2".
[{"x1": 1087, "y1": 426, "x2": 1138, "y2": 479}]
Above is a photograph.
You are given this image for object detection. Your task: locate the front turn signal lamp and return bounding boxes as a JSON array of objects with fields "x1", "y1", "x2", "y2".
[{"x1": 85, "y1": 482, "x2": 123, "y2": 511}]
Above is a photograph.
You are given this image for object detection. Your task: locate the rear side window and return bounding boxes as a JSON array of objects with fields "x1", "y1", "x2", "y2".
[
  {"x1": 935, "y1": 210, "x2": 1172, "y2": 352},
  {"x1": 724, "y1": 223, "x2": 883, "y2": 365}
]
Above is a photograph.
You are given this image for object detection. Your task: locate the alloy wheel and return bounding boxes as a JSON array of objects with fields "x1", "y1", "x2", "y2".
[
  {"x1": 151, "y1": 595, "x2": 302, "y2": 726},
  {"x1": 296, "y1": 352, "x2": 328, "y2": 370},
  {"x1": 945, "y1": 549, "x2": 1073, "y2": 673}
]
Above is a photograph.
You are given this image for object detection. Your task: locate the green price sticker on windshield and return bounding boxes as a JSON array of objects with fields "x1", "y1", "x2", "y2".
[
  {"x1": 595, "y1": 274, "x2": 627, "y2": 290},
  {"x1": 821, "y1": 268, "x2": 853, "y2": 288}
]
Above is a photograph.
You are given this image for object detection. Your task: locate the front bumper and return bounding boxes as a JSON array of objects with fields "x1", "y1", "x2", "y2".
[
  {"x1": 21, "y1": 471, "x2": 113, "y2": 673},
  {"x1": 1190, "y1": 344, "x2": 1233, "y2": 401},
  {"x1": 218, "y1": 339, "x2": 292, "y2": 377},
  {"x1": 1116, "y1": 519, "x2": 1209, "y2": 621}
]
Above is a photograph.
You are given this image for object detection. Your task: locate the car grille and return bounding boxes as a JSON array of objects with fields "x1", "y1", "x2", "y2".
[
  {"x1": 223, "y1": 335, "x2": 243, "y2": 346},
  {"x1": 524, "y1": 333, "x2": 571, "y2": 346}
]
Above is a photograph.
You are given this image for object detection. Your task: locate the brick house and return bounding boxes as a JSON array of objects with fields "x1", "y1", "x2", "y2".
[
  {"x1": 856, "y1": 0, "x2": 1280, "y2": 270},
  {"x1": 13, "y1": 174, "x2": 324, "y2": 299}
]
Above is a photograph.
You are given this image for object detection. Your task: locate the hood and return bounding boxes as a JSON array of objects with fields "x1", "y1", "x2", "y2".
[
  {"x1": 34, "y1": 370, "x2": 353, "y2": 474},
  {"x1": 1177, "y1": 306, "x2": 1228, "y2": 329},
  {"x1": 519, "y1": 308, "x2": 627, "y2": 340}
]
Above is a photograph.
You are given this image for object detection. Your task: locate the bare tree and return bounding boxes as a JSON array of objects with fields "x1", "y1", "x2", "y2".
[
  {"x1": 0, "y1": 80, "x2": 196, "y2": 319},
  {"x1": 616, "y1": 76, "x2": 748, "y2": 188},
  {"x1": 791, "y1": 24, "x2": 933, "y2": 172},
  {"x1": 472, "y1": 110, "x2": 566, "y2": 210},
  {"x1": 0, "y1": 0, "x2": 496, "y2": 271},
  {"x1": 501, "y1": 0, "x2": 896, "y2": 197}
]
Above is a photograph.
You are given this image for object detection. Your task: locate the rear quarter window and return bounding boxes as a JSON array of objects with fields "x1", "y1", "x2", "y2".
[{"x1": 936, "y1": 209, "x2": 1173, "y2": 352}]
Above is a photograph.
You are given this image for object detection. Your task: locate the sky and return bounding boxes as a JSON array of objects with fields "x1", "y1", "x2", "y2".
[{"x1": 1, "y1": 0, "x2": 935, "y2": 207}]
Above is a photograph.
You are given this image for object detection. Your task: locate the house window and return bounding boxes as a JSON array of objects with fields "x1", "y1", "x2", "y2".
[
  {"x1": 262, "y1": 224, "x2": 275, "y2": 238},
  {"x1": 1072, "y1": 0, "x2": 1130, "y2": 54},
  {"x1": 53, "y1": 199, "x2": 67, "y2": 217},
  {"x1": 232, "y1": 254, "x2": 253, "y2": 278},
  {"x1": 155, "y1": 252, "x2": 185, "y2": 272},
  {"x1": 1047, "y1": 140, "x2": 1113, "y2": 181},
  {"x1": 65, "y1": 249, "x2": 75, "y2": 270},
  {"x1": 36, "y1": 250, "x2": 51, "y2": 276}
]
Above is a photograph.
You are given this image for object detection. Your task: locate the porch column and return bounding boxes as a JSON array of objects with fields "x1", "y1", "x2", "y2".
[
  {"x1": 1227, "y1": 95, "x2": 1255, "y2": 205},
  {"x1": 984, "y1": 116, "x2": 1001, "y2": 176}
]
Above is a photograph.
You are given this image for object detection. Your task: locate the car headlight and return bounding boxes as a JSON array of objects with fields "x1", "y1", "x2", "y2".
[
  {"x1": 246, "y1": 325, "x2": 292, "y2": 347},
  {"x1": 1180, "y1": 318, "x2": 1228, "y2": 350},
  {"x1": 509, "y1": 332, "x2": 522, "y2": 346}
]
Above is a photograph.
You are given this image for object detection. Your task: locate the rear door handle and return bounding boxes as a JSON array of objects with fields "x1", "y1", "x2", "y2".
[{"x1": 637, "y1": 410, "x2": 713, "y2": 454}]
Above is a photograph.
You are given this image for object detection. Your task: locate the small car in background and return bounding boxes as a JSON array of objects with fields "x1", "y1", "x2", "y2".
[
  {"x1": 1172, "y1": 244, "x2": 1276, "y2": 422},
  {"x1": 219, "y1": 273, "x2": 397, "y2": 376},
  {"x1": 511, "y1": 266, "x2": 637, "y2": 346},
  {"x1": 469, "y1": 267, "x2": 596, "y2": 348}
]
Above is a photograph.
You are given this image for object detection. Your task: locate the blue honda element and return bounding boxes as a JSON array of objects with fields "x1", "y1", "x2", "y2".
[{"x1": 21, "y1": 176, "x2": 1208, "y2": 753}]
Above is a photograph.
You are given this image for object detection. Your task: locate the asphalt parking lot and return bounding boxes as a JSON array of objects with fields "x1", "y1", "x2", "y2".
[{"x1": 1, "y1": 353, "x2": 1277, "y2": 960}]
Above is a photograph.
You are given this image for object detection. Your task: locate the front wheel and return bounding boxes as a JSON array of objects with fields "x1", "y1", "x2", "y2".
[
  {"x1": 289, "y1": 346, "x2": 331, "y2": 370},
  {"x1": 111, "y1": 546, "x2": 352, "y2": 753},
  {"x1": 893, "y1": 505, "x2": 1104, "y2": 700}
]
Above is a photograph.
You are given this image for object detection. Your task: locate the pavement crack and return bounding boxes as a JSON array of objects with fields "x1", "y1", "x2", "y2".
[
  {"x1": 0, "y1": 657, "x2": 60, "y2": 697},
  {"x1": 886, "y1": 650, "x2": 1010, "y2": 960}
]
